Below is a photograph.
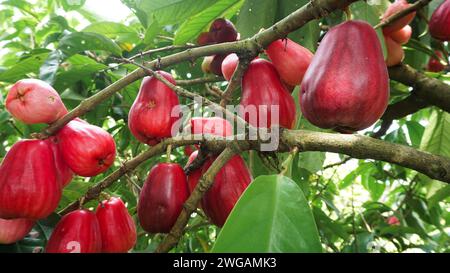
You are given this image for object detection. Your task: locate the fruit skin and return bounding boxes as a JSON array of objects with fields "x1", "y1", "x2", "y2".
[
  {"x1": 201, "y1": 56, "x2": 214, "y2": 74},
  {"x1": 6, "y1": 79, "x2": 68, "y2": 124},
  {"x1": 138, "y1": 163, "x2": 188, "y2": 233},
  {"x1": 388, "y1": 25, "x2": 412, "y2": 45},
  {"x1": 184, "y1": 145, "x2": 195, "y2": 157},
  {"x1": 427, "y1": 51, "x2": 446, "y2": 72},
  {"x1": 240, "y1": 59, "x2": 296, "y2": 129},
  {"x1": 385, "y1": 35, "x2": 405, "y2": 67},
  {"x1": 47, "y1": 136, "x2": 73, "y2": 187},
  {"x1": 381, "y1": 0, "x2": 416, "y2": 34},
  {"x1": 429, "y1": 0, "x2": 450, "y2": 41},
  {"x1": 301, "y1": 20, "x2": 389, "y2": 133},
  {"x1": 190, "y1": 117, "x2": 233, "y2": 137},
  {"x1": 186, "y1": 151, "x2": 203, "y2": 194},
  {"x1": 0, "y1": 218, "x2": 35, "y2": 244},
  {"x1": 187, "y1": 154, "x2": 252, "y2": 227},
  {"x1": 57, "y1": 119, "x2": 116, "y2": 177},
  {"x1": 96, "y1": 197, "x2": 137, "y2": 253},
  {"x1": 46, "y1": 210, "x2": 102, "y2": 253},
  {"x1": 221, "y1": 53, "x2": 239, "y2": 81},
  {"x1": 197, "y1": 32, "x2": 213, "y2": 45},
  {"x1": 209, "y1": 18, "x2": 238, "y2": 43},
  {"x1": 210, "y1": 54, "x2": 227, "y2": 76},
  {"x1": 0, "y1": 139, "x2": 61, "y2": 220},
  {"x1": 265, "y1": 38, "x2": 314, "y2": 86},
  {"x1": 387, "y1": 216, "x2": 400, "y2": 226},
  {"x1": 128, "y1": 71, "x2": 180, "y2": 145}
]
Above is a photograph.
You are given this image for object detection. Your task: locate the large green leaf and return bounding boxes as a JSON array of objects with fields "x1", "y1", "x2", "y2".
[
  {"x1": 0, "y1": 52, "x2": 49, "y2": 83},
  {"x1": 236, "y1": 0, "x2": 277, "y2": 39},
  {"x1": 58, "y1": 32, "x2": 122, "y2": 56},
  {"x1": 212, "y1": 175, "x2": 322, "y2": 253},
  {"x1": 82, "y1": 22, "x2": 140, "y2": 44},
  {"x1": 174, "y1": 0, "x2": 244, "y2": 45}
]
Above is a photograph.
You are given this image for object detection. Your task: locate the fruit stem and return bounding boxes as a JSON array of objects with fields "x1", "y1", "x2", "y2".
[
  {"x1": 344, "y1": 6, "x2": 352, "y2": 20},
  {"x1": 166, "y1": 144, "x2": 172, "y2": 163}
]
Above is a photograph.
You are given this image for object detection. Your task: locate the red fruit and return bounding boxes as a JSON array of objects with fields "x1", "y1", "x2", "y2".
[
  {"x1": 381, "y1": 0, "x2": 416, "y2": 34},
  {"x1": 427, "y1": 51, "x2": 446, "y2": 72},
  {"x1": 128, "y1": 71, "x2": 180, "y2": 145},
  {"x1": 240, "y1": 59, "x2": 296, "y2": 129},
  {"x1": 221, "y1": 53, "x2": 239, "y2": 81},
  {"x1": 301, "y1": 20, "x2": 389, "y2": 133},
  {"x1": 388, "y1": 25, "x2": 412, "y2": 45},
  {"x1": 0, "y1": 139, "x2": 61, "y2": 220},
  {"x1": 0, "y1": 218, "x2": 34, "y2": 244},
  {"x1": 385, "y1": 35, "x2": 405, "y2": 67},
  {"x1": 187, "y1": 154, "x2": 252, "y2": 227},
  {"x1": 281, "y1": 81, "x2": 296, "y2": 93},
  {"x1": 184, "y1": 145, "x2": 195, "y2": 157},
  {"x1": 266, "y1": 38, "x2": 314, "y2": 86},
  {"x1": 47, "y1": 136, "x2": 73, "y2": 187},
  {"x1": 201, "y1": 56, "x2": 214, "y2": 74},
  {"x1": 210, "y1": 54, "x2": 227, "y2": 76},
  {"x1": 138, "y1": 163, "x2": 188, "y2": 233},
  {"x1": 387, "y1": 216, "x2": 400, "y2": 226},
  {"x1": 46, "y1": 210, "x2": 102, "y2": 253},
  {"x1": 96, "y1": 197, "x2": 137, "y2": 253},
  {"x1": 197, "y1": 32, "x2": 213, "y2": 45},
  {"x1": 190, "y1": 117, "x2": 233, "y2": 137},
  {"x1": 5, "y1": 79, "x2": 68, "y2": 124},
  {"x1": 57, "y1": 119, "x2": 116, "y2": 177},
  {"x1": 209, "y1": 18, "x2": 238, "y2": 43},
  {"x1": 429, "y1": 0, "x2": 450, "y2": 41},
  {"x1": 186, "y1": 151, "x2": 202, "y2": 194}
]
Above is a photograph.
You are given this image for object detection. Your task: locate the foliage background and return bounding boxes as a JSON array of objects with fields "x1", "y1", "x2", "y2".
[{"x1": 0, "y1": 0, "x2": 449, "y2": 253}]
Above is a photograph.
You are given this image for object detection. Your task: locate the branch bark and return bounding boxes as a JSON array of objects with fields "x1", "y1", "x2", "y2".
[{"x1": 374, "y1": 0, "x2": 433, "y2": 29}]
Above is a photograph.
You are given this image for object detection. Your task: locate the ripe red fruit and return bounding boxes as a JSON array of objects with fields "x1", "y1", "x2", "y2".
[
  {"x1": 301, "y1": 20, "x2": 389, "y2": 133},
  {"x1": 47, "y1": 136, "x2": 73, "y2": 187},
  {"x1": 0, "y1": 139, "x2": 61, "y2": 220},
  {"x1": 265, "y1": 38, "x2": 314, "y2": 86},
  {"x1": 388, "y1": 25, "x2": 412, "y2": 45},
  {"x1": 128, "y1": 71, "x2": 180, "y2": 145},
  {"x1": 210, "y1": 54, "x2": 227, "y2": 76},
  {"x1": 184, "y1": 145, "x2": 195, "y2": 157},
  {"x1": 240, "y1": 59, "x2": 296, "y2": 129},
  {"x1": 57, "y1": 119, "x2": 116, "y2": 177},
  {"x1": 429, "y1": 0, "x2": 450, "y2": 41},
  {"x1": 385, "y1": 35, "x2": 405, "y2": 67},
  {"x1": 190, "y1": 117, "x2": 233, "y2": 137},
  {"x1": 209, "y1": 18, "x2": 238, "y2": 43},
  {"x1": 5, "y1": 79, "x2": 68, "y2": 124},
  {"x1": 427, "y1": 51, "x2": 446, "y2": 72},
  {"x1": 0, "y1": 218, "x2": 35, "y2": 244},
  {"x1": 387, "y1": 216, "x2": 400, "y2": 226},
  {"x1": 187, "y1": 154, "x2": 252, "y2": 227},
  {"x1": 221, "y1": 53, "x2": 239, "y2": 81},
  {"x1": 46, "y1": 210, "x2": 102, "y2": 253},
  {"x1": 138, "y1": 163, "x2": 188, "y2": 233},
  {"x1": 96, "y1": 197, "x2": 137, "y2": 253},
  {"x1": 197, "y1": 32, "x2": 213, "y2": 45},
  {"x1": 381, "y1": 0, "x2": 416, "y2": 34},
  {"x1": 186, "y1": 151, "x2": 203, "y2": 194}
]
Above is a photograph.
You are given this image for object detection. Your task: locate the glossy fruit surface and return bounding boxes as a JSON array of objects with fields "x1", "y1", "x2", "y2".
[
  {"x1": 382, "y1": 0, "x2": 416, "y2": 34},
  {"x1": 197, "y1": 32, "x2": 213, "y2": 45},
  {"x1": 301, "y1": 20, "x2": 389, "y2": 133},
  {"x1": 190, "y1": 117, "x2": 233, "y2": 137},
  {"x1": 240, "y1": 59, "x2": 296, "y2": 129},
  {"x1": 186, "y1": 151, "x2": 203, "y2": 194},
  {"x1": 187, "y1": 154, "x2": 252, "y2": 227},
  {"x1": 57, "y1": 119, "x2": 116, "y2": 177},
  {"x1": 210, "y1": 54, "x2": 227, "y2": 76},
  {"x1": 388, "y1": 25, "x2": 412, "y2": 45},
  {"x1": 266, "y1": 38, "x2": 314, "y2": 86},
  {"x1": 429, "y1": 0, "x2": 450, "y2": 41},
  {"x1": 221, "y1": 53, "x2": 239, "y2": 81},
  {"x1": 0, "y1": 218, "x2": 35, "y2": 244},
  {"x1": 138, "y1": 163, "x2": 188, "y2": 233},
  {"x1": 128, "y1": 71, "x2": 180, "y2": 145},
  {"x1": 96, "y1": 197, "x2": 136, "y2": 253},
  {"x1": 0, "y1": 139, "x2": 61, "y2": 220},
  {"x1": 385, "y1": 35, "x2": 405, "y2": 67},
  {"x1": 5, "y1": 79, "x2": 67, "y2": 124},
  {"x1": 427, "y1": 51, "x2": 446, "y2": 72},
  {"x1": 209, "y1": 18, "x2": 238, "y2": 43},
  {"x1": 46, "y1": 210, "x2": 102, "y2": 253},
  {"x1": 47, "y1": 136, "x2": 73, "y2": 187}
]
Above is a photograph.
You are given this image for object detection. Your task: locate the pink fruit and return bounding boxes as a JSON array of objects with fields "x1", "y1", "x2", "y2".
[
  {"x1": 429, "y1": 0, "x2": 450, "y2": 41},
  {"x1": 265, "y1": 38, "x2": 314, "y2": 86},
  {"x1": 427, "y1": 50, "x2": 446, "y2": 72},
  {"x1": 0, "y1": 139, "x2": 61, "y2": 220},
  {"x1": 385, "y1": 35, "x2": 405, "y2": 67},
  {"x1": 388, "y1": 25, "x2": 412, "y2": 45},
  {"x1": 381, "y1": 0, "x2": 416, "y2": 34},
  {"x1": 57, "y1": 119, "x2": 116, "y2": 177},
  {"x1": 47, "y1": 136, "x2": 73, "y2": 187},
  {"x1": 5, "y1": 79, "x2": 67, "y2": 124},
  {"x1": 190, "y1": 117, "x2": 233, "y2": 137},
  {"x1": 0, "y1": 218, "x2": 35, "y2": 244},
  {"x1": 221, "y1": 53, "x2": 239, "y2": 81}
]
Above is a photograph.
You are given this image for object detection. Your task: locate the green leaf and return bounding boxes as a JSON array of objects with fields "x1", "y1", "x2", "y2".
[
  {"x1": 58, "y1": 32, "x2": 122, "y2": 56},
  {"x1": 82, "y1": 21, "x2": 140, "y2": 44},
  {"x1": 428, "y1": 184, "x2": 450, "y2": 208},
  {"x1": 174, "y1": 0, "x2": 244, "y2": 45},
  {"x1": 339, "y1": 162, "x2": 374, "y2": 189},
  {"x1": 236, "y1": 0, "x2": 277, "y2": 39},
  {"x1": 39, "y1": 50, "x2": 63, "y2": 84},
  {"x1": 297, "y1": 151, "x2": 325, "y2": 173},
  {"x1": 143, "y1": 20, "x2": 161, "y2": 45},
  {"x1": 0, "y1": 52, "x2": 49, "y2": 83},
  {"x1": 406, "y1": 120, "x2": 425, "y2": 148},
  {"x1": 212, "y1": 175, "x2": 322, "y2": 253},
  {"x1": 60, "y1": 0, "x2": 86, "y2": 11}
]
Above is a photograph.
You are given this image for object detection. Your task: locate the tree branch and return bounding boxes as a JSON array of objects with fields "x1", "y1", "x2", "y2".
[
  {"x1": 374, "y1": 0, "x2": 433, "y2": 29},
  {"x1": 176, "y1": 76, "x2": 224, "y2": 86}
]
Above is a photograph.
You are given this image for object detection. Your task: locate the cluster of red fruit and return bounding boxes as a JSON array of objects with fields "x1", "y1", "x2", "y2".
[
  {"x1": 0, "y1": 79, "x2": 116, "y2": 246},
  {"x1": 428, "y1": 0, "x2": 450, "y2": 72}
]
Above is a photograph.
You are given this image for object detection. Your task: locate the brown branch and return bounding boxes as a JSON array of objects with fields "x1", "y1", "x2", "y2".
[
  {"x1": 127, "y1": 44, "x2": 197, "y2": 61},
  {"x1": 374, "y1": 0, "x2": 433, "y2": 29},
  {"x1": 155, "y1": 145, "x2": 239, "y2": 253},
  {"x1": 220, "y1": 55, "x2": 252, "y2": 107},
  {"x1": 176, "y1": 76, "x2": 224, "y2": 86}
]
